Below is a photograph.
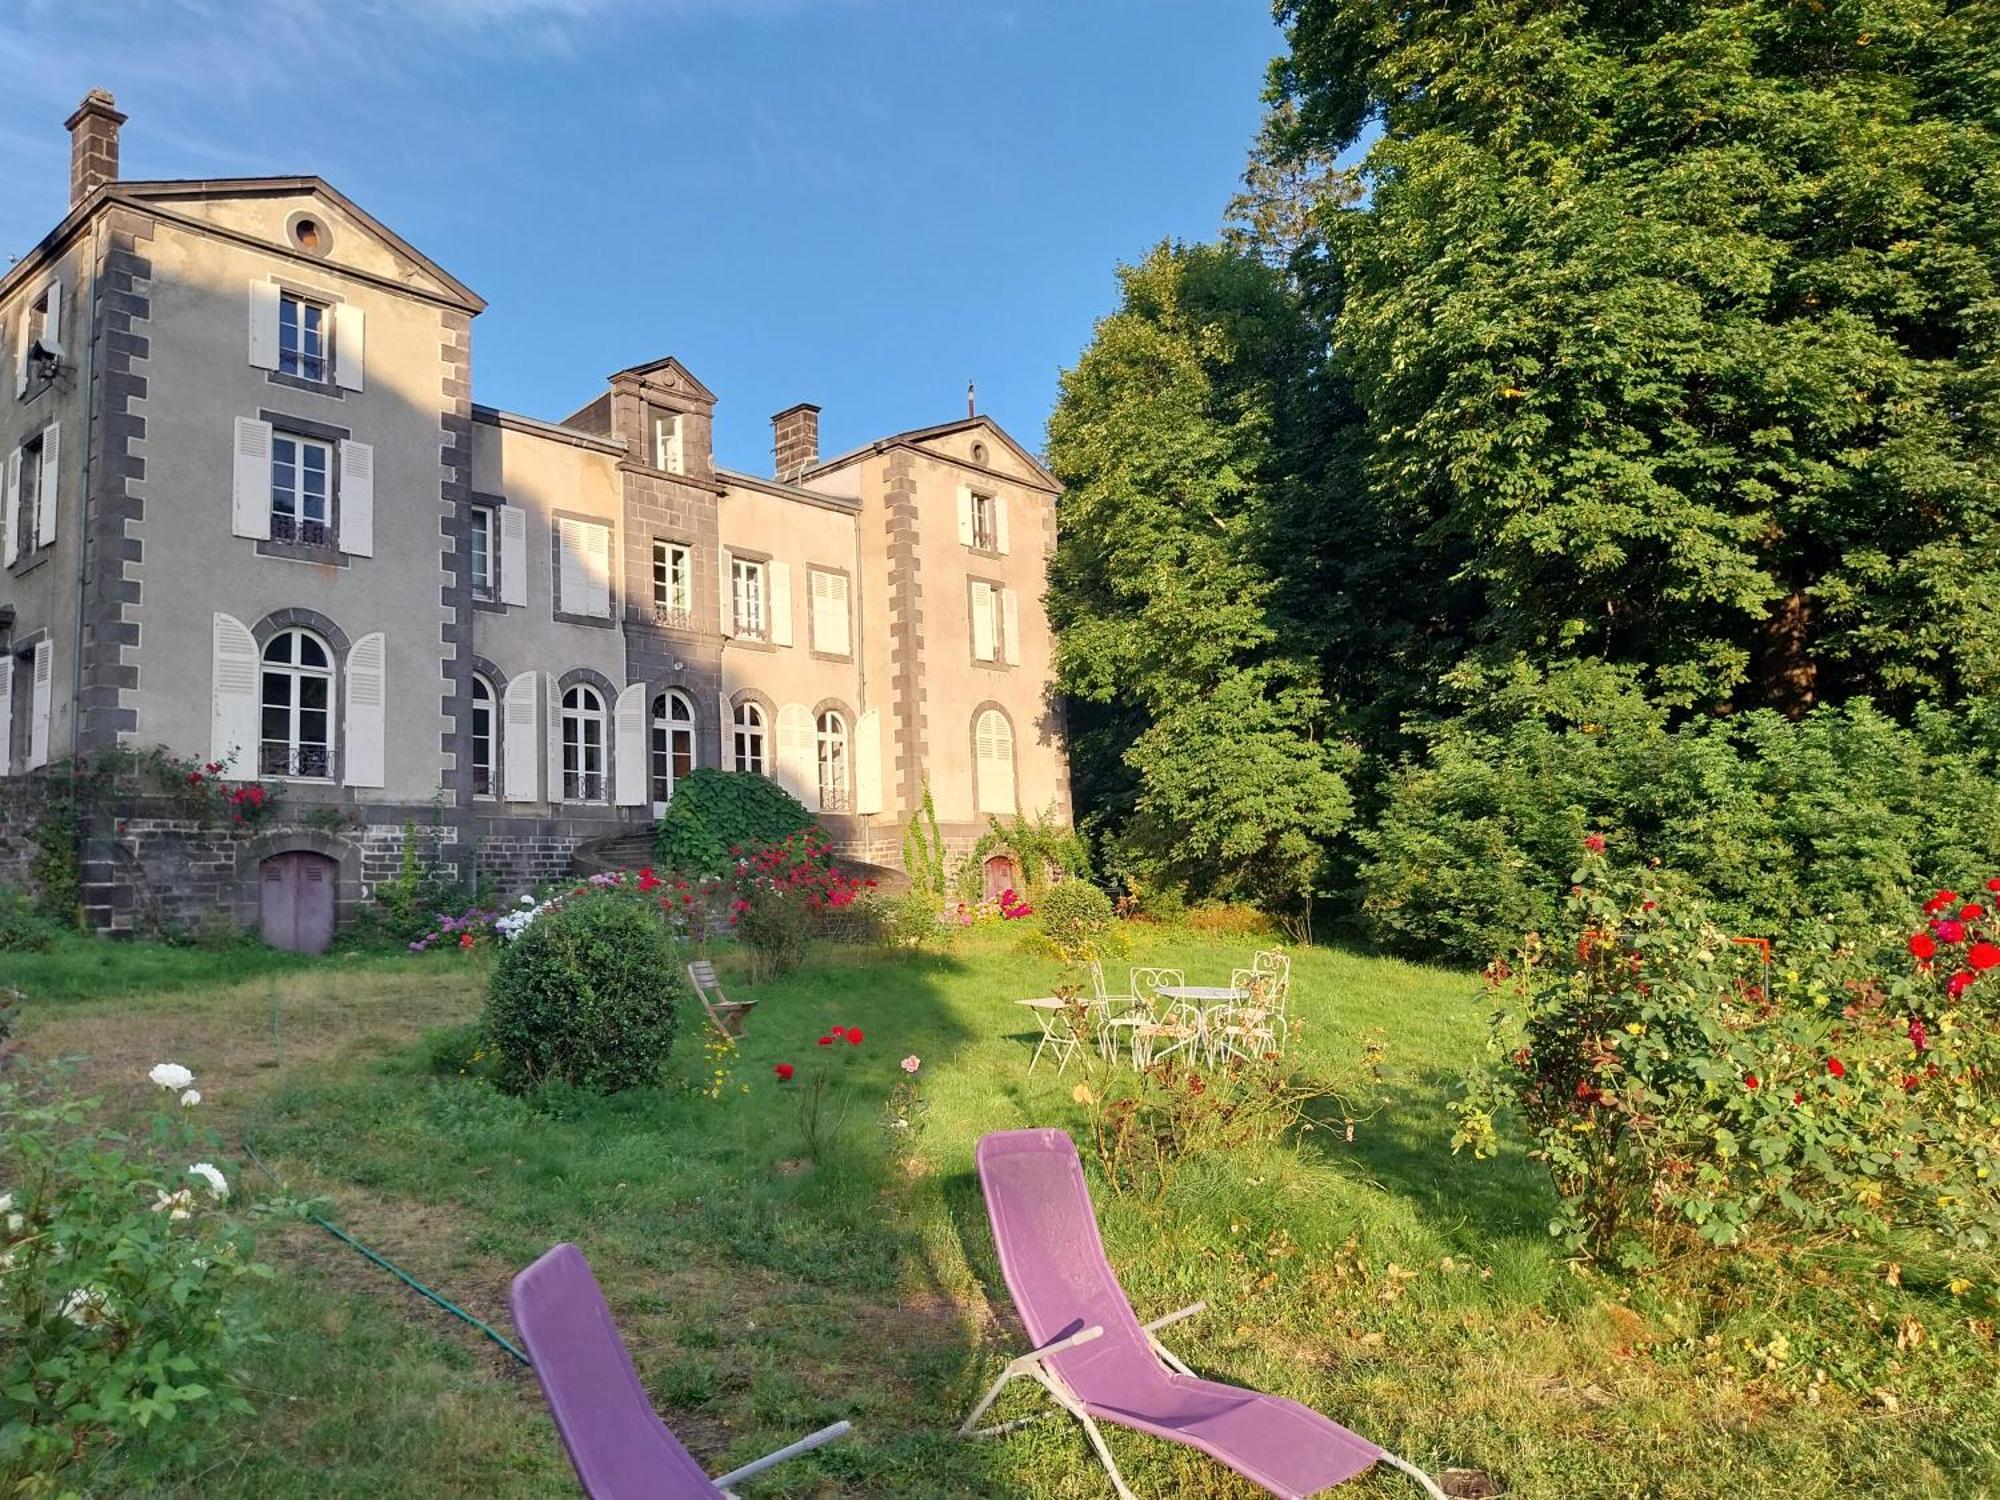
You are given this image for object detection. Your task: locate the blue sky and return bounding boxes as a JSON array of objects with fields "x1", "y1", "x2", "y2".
[{"x1": 0, "y1": 0, "x2": 1287, "y2": 472}]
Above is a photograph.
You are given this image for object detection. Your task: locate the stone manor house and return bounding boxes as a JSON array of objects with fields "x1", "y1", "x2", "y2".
[{"x1": 0, "y1": 92, "x2": 1069, "y2": 946}]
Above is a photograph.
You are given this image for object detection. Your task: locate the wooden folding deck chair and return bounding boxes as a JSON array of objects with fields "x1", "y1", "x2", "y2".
[{"x1": 687, "y1": 959, "x2": 753, "y2": 1039}]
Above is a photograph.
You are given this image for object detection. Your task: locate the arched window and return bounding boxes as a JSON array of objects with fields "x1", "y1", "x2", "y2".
[
  {"x1": 732, "y1": 701, "x2": 766, "y2": 775},
  {"x1": 815, "y1": 710, "x2": 849, "y2": 812},
  {"x1": 974, "y1": 708, "x2": 1015, "y2": 815},
  {"x1": 650, "y1": 690, "x2": 695, "y2": 808},
  {"x1": 260, "y1": 629, "x2": 333, "y2": 779},
  {"x1": 470, "y1": 675, "x2": 495, "y2": 797},
  {"x1": 562, "y1": 684, "x2": 607, "y2": 802}
]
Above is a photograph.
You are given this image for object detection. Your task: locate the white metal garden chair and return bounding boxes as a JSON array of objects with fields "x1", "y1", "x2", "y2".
[
  {"x1": 1097, "y1": 966, "x2": 1182, "y2": 1064},
  {"x1": 1208, "y1": 969, "x2": 1287, "y2": 1065}
]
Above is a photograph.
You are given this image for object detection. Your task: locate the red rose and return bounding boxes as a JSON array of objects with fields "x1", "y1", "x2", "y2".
[
  {"x1": 1583, "y1": 834, "x2": 1607, "y2": 853},
  {"x1": 1933, "y1": 918, "x2": 1966, "y2": 945},
  {"x1": 774, "y1": 1063, "x2": 794, "y2": 1081},
  {"x1": 1902, "y1": 1074, "x2": 1919, "y2": 1092},
  {"x1": 1825, "y1": 1057, "x2": 1845, "y2": 1079},
  {"x1": 1988, "y1": 877, "x2": 2000, "y2": 893},
  {"x1": 1925, "y1": 889, "x2": 1959, "y2": 915},
  {"x1": 847, "y1": 1029, "x2": 863, "y2": 1045},
  {"x1": 1971, "y1": 942, "x2": 2000, "y2": 972},
  {"x1": 1963, "y1": 903, "x2": 1987, "y2": 921},
  {"x1": 1744, "y1": 1074, "x2": 1760, "y2": 1090},
  {"x1": 1949, "y1": 970, "x2": 1975, "y2": 999},
  {"x1": 1909, "y1": 932, "x2": 1938, "y2": 961},
  {"x1": 830, "y1": 1026, "x2": 847, "y2": 1038},
  {"x1": 818, "y1": 1035, "x2": 832, "y2": 1047}
]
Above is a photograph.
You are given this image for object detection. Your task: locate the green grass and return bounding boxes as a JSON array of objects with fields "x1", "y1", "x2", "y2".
[
  {"x1": 3, "y1": 929, "x2": 319, "y2": 1003},
  {"x1": 16, "y1": 928, "x2": 2000, "y2": 1498}
]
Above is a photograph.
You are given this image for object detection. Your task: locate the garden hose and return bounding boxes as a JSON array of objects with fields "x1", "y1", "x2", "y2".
[{"x1": 238, "y1": 1129, "x2": 532, "y2": 1368}]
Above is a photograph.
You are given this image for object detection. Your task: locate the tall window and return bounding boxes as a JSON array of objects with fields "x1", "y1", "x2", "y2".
[
  {"x1": 271, "y1": 432, "x2": 332, "y2": 546},
  {"x1": 650, "y1": 690, "x2": 695, "y2": 806},
  {"x1": 730, "y1": 557, "x2": 767, "y2": 640},
  {"x1": 732, "y1": 701, "x2": 766, "y2": 775},
  {"x1": 653, "y1": 412, "x2": 684, "y2": 474},
  {"x1": 278, "y1": 291, "x2": 329, "y2": 382},
  {"x1": 470, "y1": 675, "x2": 495, "y2": 796},
  {"x1": 974, "y1": 708, "x2": 1015, "y2": 815},
  {"x1": 260, "y1": 629, "x2": 333, "y2": 779},
  {"x1": 815, "y1": 710, "x2": 849, "y2": 812},
  {"x1": 969, "y1": 491, "x2": 997, "y2": 550},
  {"x1": 15, "y1": 431, "x2": 44, "y2": 549},
  {"x1": 561, "y1": 685, "x2": 606, "y2": 802},
  {"x1": 469, "y1": 506, "x2": 495, "y2": 598},
  {"x1": 652, "y1": 540, "x2": 692, "y2": 627}
]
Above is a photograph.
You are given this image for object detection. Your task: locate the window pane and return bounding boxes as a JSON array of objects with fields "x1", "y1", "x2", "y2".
[{"x1": 298, "y1": 636, "x2": 329, "y2": 670}]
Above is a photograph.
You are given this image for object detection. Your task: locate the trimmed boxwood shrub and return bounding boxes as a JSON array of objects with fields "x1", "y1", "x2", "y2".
[
  {"x1": 482, "y1": 891, "x2": 684, "y2": 1094},
  {"x1": 1037, "y1": 879, "x2": 1118, "y2": 962},
  {"x1": 654, "y1": 769, "x2": 815, "y2": 877}
]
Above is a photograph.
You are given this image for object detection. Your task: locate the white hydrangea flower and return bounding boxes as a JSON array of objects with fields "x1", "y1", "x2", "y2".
[
  {"x1": 149, "y1": 1062, "x2": 194, "y2": 1091},
  {"x1": 180, "y1": 1088, "x2": 202, "y2": 1108},
  {"x1": 187, "y1": 1162, "x2": 229, "y2": 1200},
  {"x1": 152, "y1": 1188, "x2": 194, "y2": 1221}
]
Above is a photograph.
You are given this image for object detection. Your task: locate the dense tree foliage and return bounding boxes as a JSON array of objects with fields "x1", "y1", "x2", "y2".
[{"x1": 1051, "y1": 0, "x2": 2000, "y2": 949}]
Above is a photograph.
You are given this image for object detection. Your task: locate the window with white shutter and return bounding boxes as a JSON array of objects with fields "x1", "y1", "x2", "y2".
[
  {"x1": 338, "y1": 439, "x2": 374, "y2": 557},
  {"x1": 232, "y1": 417, "x2": 274, "y2": 541},
  {"x1": 556, "y1": 518, "x2": 612, "y2": 619},
  {"x1": 26, "y1": 640, "x2": 53, "y2": 771},
  {"x1": 1001, "y1": 587, "x2": 1021, "y2": 667},
  {"x1": 502, "y1": 673, "x2": 539, "y2": 800},
  {"x1": 3, "y1": 447, "x2": 19, "y2": 568},
  {"x1": 970, "y1": 580, "x2": 997, "y2": 662},
  {"x1": 498, "y1": 505, "x2": 528, "y2": 606},
  {"x1": 343, "y1": 632, "x2": 386, "y2": 788},
  {"x1": 974, "y1": 708, "x2": 1016, "y2": 814},
  {"x1": 210, "y1": 613, "x2": 260, "y2": 770},
  {"x1": 35, "y1": 422, "x2": 58, "y2": 548},
  {"x1": 0, "y1": 654, "x2": 13, "y2": 775},
  {"x1": 809, "y1": 568, "x2": 852, "y2": 655},
  {"x1": 17, "y1": 280, "x2": 61, "y2": 399}
]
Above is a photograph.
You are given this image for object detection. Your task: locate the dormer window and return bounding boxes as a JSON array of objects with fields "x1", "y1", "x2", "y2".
[
  {"x1": 278, "y1": 291, "x2": 328, "y2": 382},
  {"x1": 653, "y1": 412, "x2": 684, "y2": 475}
]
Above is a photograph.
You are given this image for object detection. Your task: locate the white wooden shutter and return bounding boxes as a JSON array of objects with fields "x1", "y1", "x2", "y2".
[
  {"x1": 854, "y1": 708, "x2": 883, "y2": 814},
  {"x1": 43, "y1": 281, "x2": 62, "y2": 356},
  {"x1": 665, "y1": 414, "x2": 684, "y2": 474},
  {"x1": 770, "y1": 560, "x2": 793, "y2": 646},
  {"x1": 557, "y1": 519, "x2": 586, "y2": 615},
  {"x1": 232, "y1": 417, "x2": 273, "y2": 541},
  {"x1": 975, "y1": 711, "x2": 1015, "y2": 814},
  {"x1": 810, "y1": 570, "x2": 851, "y2": 655},
  {"x1": 12, "y1": 310, "x2": 25, "y2": 398},
  {"x1": 956, "y1": 484, "x2": 975, "y2": 546},
  {"x1": 544, "y1": 672, "x2": 564, "y2": 801},
  {"x1": 719, "y1": 549, "x2": 735, "y2": 636},
  {"x1": 613, "y1": 683, "x2": 646, "y2": 806},
  {"x1": 338, "y1": 439, "x2": 374, "y2": 557},
  {"x1": 35, "y1": 422, "x2": 59, "y2": 547},
  {"x1": 1001, "y1": 587, "x2": 1021, "y2": 667},
  {"x1": 498, "y1": 505, "x2": 528, "y2": 606},
  {"x1": 503, "y1": 673, "x2": 539, "y2": 801},
  {"x1": 334, "y1": 302, "x2": 365, "y2": 391},
  {"x1": 0, "y1": 656, "x2": 11, "y2": 775},
  {"x1": 343, "y1": 631, "x2": 386, "y2": 787},
  {"x1": 26, "y1": 640, "x2": 53, "y2": 771},
  {"x1": 970, "y1": 581, "x2": 996, "y2": 661},
  {"x1": 210, "y1": 612, "x2": 259, "y2": 769},
  {"x1": 247, "y1": 280, "x2": 279, "y2": 370},
  {"x1": 3, "y1": 448, "x2": 19, "y2": 568},
  {"x1": 995, "y1": 494, "x2": 1011, "y2": 555},
  {"x1": 775, "y1": 703, "x2": 813, "y2": 800},
  {"x1": 584, "y1": 522, "x2": 611, "y2": 618}
]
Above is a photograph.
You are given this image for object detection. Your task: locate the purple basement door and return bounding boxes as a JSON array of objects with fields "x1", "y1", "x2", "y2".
[
  {"x1": 259, "y1": 851, "x2": 337, "y2": 954},
  {"x1": 983, "y1": 853, "x2": 1017, "y2": 903}
]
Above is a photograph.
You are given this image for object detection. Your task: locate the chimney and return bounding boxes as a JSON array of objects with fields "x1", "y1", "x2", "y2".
[
  {"x1": 772, "y1": 402, "x2": 820, "y2": 483},
  {"x1": 66, "y1": 89, "x2": 126, "y2": 208}
]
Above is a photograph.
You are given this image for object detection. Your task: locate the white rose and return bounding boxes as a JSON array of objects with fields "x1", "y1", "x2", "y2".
[
  {"x1": 188, "y1": 1162, "x2": 229, "y2": 1200},
  {"x1": 148, "y1": 1062, "x2": 194, "y2": 1091},
  {"x1": 180, "y1": 1088, "x2": 202, "y2": 1108}
]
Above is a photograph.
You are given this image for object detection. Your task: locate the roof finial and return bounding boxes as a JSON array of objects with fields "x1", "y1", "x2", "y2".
[{"x1": 967, "y1": 379, "x2": 976, "y2": 419}]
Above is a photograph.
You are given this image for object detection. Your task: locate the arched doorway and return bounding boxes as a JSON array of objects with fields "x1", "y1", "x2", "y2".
[
  {"x1": 259, "y1": 850, "x2": 337, "y2": 953},
  {"x1": 983, "y1": 853, "x2": 1018, "y2": 904}
]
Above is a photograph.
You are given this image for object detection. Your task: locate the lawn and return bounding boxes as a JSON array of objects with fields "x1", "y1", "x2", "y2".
[{"x1": 12, "y1": 926, "x2": 1997, "y2": 1498}]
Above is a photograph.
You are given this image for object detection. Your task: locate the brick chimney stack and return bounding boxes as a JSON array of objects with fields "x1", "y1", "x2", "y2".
[
  {"x1": 66, "y1": 89, "x2": 126, "y2": 209},
  {"x1": 772, "y1": 402, "x2": 820, "y2": 482}
]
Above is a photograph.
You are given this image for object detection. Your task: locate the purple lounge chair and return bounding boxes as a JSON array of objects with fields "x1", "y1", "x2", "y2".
[
  {"x1": 511, "y1": 1243, "x2": 851, "y2": 1498},
  {"x1": 965, "y1": 1129, "x2": 1447, "y2": 1500}
]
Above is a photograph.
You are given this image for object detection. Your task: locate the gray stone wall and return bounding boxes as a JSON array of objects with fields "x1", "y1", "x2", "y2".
[{"x1": 0, "y1": 777, "x2": 57, "y2": 893}]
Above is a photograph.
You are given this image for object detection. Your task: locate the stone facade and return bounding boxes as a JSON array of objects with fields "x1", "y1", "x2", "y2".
[{"x1": 0, "y1": 92, "x2": 1070, "y2": 946}]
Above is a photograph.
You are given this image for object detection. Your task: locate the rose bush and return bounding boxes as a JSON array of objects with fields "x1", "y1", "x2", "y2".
[{"x1": 1452, "y1": 845, "x2": 2000, "y2": 1263}]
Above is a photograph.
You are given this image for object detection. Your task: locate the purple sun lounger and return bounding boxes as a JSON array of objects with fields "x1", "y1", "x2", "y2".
[
  {"x1": 511, "y1": 1243, "x2": 851, "y2": 1498},
  {"x1": 965, "y1": 1129, "x2": 1447, "y2": 1500}
]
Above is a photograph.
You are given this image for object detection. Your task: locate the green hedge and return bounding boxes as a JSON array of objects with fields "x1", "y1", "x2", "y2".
[
  {"x1": 653, "y1": 769, "x2": 815, "y2": 877},
  {"x1": 1359, "y1": 694, "x2": 2000, "y2": 962}
]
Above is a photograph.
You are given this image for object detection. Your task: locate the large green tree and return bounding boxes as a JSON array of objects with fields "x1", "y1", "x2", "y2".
[
  {"x1": 1273, "y1": 0, "x2": 2000, "y2": 717},
  {"x1": 1047, "y1": 244, "x2": 1355, "y2": 914}
]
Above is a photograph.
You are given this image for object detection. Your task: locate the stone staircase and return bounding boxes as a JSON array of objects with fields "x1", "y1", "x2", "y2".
[{"x1": 570, "y1": 827, "x2": 660, "y2": 876}]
